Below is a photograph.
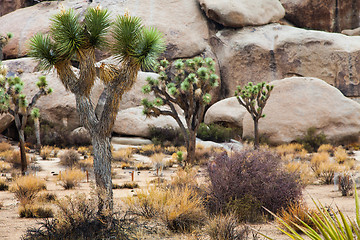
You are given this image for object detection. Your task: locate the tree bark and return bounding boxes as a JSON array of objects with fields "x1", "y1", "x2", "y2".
[
  {"x1": 19, "y1": 129, "x2": 27, "y2": 175},
  {"x1": 92, "y1": 134, "x2": 113, "y2": 213},
  {"x1": 254, "y1": 118, "x2": 259, "y2": 150},
  {"x1": 186, "y1": 130, "x2": 196, "y2": 165},
  {"x1": 34, "y1": 118, "x2": 41, "y2": 151}
]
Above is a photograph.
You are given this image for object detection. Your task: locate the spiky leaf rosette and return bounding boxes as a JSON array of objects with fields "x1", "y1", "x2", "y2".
[
  {"x1": 50, "y1": 9, "x2": 84, "y2": 60},
  {"x1": 28, "y1": 33, "x2": 58, "y2": 70},
  {"x1": 84, "y1": 7, "x2": 111, "y2": 48},
  {"x1": 31, "y1": 107, "x2": 40, "y2": 119},
  {"x1": 112, "y1": 14, "x2": 165, "y2": 70}
]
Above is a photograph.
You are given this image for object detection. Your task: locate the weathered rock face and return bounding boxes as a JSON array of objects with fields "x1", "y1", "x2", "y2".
[
  {"x1": 0, "y1": 0, "x2": 26, "y2": 17},
  {"x1": 213, "y1": 24, "x2": 360, "y2": 98},
  {"x1": 204, "y1": 97, "x2": 246, "y2": 128},
  {"x1": 1, "y1": 0, "x2": 209, "y2": 60},
  {"x1": 113, "y1": 106, "x2": 186, "y2": 138},
  {"x1": 242, "y1": 77, "x2": 360, "y2": 145},
  {"x1": 199, "y1": 0, "x2": 285, "y2": 27},
  {"x1": 280, "y1": 0, "x2": 360, "y2": 32},
  {"x1": 0, "y1": 114, "x2": 14, "y2": 133}
]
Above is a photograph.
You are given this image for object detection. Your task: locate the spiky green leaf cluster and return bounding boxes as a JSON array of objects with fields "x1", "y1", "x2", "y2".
[
  {"x1": 112, "y1": 16, "x2": 165, "y2": 70},
  {"x1": 84, "y1": 7, "x2": 111, "y2": 48},
  {"x1": 31, "y1": 107, "x2": 40, "y2": 119},
  {"x1": 235, "y1": 81, "x2": 273, "y2": 121},
  {"x1": 36, "y1": 75, "x2": 48, "y2": 89}
]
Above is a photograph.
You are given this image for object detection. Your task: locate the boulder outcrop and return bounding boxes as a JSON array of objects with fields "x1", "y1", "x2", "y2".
[
  {"x1": 113, "y1": 106, "x2": 186, "y2": 138},
  {"x1": 199, "y1": 0, "x2": 285, "y2": 27},
  {"x1": 280, "y1": 0, "x2": 360, "y2": 32},
  {"x1": 242, "y1": 77, "x2": 360, "y2": 144},
  {"x1": 212, "y1": 24, "x2": 360, "y2": 98},
  {"x1": 204, "y1": 97, "x2": 246, "y2": 128}
]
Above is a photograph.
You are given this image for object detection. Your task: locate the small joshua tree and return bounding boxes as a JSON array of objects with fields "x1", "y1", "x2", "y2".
[
  {"x1": 0, "y1": 63, "x2": 52, "y2": 175},
  {"x1": 0, "y1": 33, "x2": 12, "y2": 60},
  {"x1": 142, "y1": 57, "x2": 219, "y2": 164},
  {"x1": 235, "y1": 82, "x2": 273, "y2": 149}
]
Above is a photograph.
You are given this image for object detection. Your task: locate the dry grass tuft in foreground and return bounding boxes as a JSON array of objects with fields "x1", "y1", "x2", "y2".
[
  {"x1": 58, "y1": 169, "x2": 85, "y2": 189},
  {"x1": 10, "y1": 175, "x2": 46, "y2": 206}
]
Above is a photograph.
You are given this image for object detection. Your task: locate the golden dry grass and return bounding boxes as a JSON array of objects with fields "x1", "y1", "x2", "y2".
[
  {"x1": 0, "y1": 160, "x2": 12, "y2": 172},
  {"x1": 285, "y1": 161, "x2": 315, "y2": 186},
  {"x1": 112, "y1": 148, "x2": 133, "y2": 162},
  {"x1": 0, "y1": 142, "x2": 12, "y2": 152},
  {"x1": 58, "y1": 169, "x2": 85, "y2": 189},
  {"x1": 334, "y1": 146, "x2": 348, "y2": 164},
  {"x1": 276, "y1": 143, "x2": 304, "y2": 156},
  {"x1": 170, "y1": 168, "x2": 198, "y2": 189},
  {"x1": 0, "y1": 150, "x2": 29, "y2": 168},
  {"x1": 317, "y1": 144, "x2": 334, "y2": 153},
  {"x1": 10, "y1": 175, "x2": 46, "y2": 206},
  {"x1": 310, "y1": 152, "x2": 330, "y2": 169},
  {"x1": 40, "y1": 146, "x2": 53, "y2": 160}
]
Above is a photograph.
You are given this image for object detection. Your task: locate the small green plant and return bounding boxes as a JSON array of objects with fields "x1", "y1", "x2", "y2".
[
  {"x1": 235, "y1": 82, "x2": 273, "y2": 149},
  {"x1": 197, "y1": 123, "x2": 240, "y2": 143},
  {"x1": 297, "y1": 127, "x2": 327, "y2": 152},
  {"x1": 176, "y1": 151, "x2": 183, "y2": 165}
]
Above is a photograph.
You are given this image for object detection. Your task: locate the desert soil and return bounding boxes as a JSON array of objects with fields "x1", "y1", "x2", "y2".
[{"x1": 0, "y1": 150, "x2": 358, "y2": 240}]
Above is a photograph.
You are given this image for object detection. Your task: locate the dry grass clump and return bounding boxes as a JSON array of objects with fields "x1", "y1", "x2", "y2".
[
  {"x1": 135, "y1": 162, "x2": 152, "y2": 170},
  {"x1": 170, "y1": 168, "x2": 198, "y2": 189},
  {"x1": 19, "y1": 204, "x2": 53, "y2": 218},
  {"x1": 125, "y1": 186, "x2": 206, "y2": 232},
  {"x1": 0, "y1": 160, "x2": 12, "y2": 172},
  {"x1": 79, "y1": 156, "x2": 93, "y2": 170},
  {"x1": 137, "y1": 144, "x2": 162, "y2": 156},
  {"x1": 310, "y1": 152, "x2": 330, "y2": 170},
  {"x1": 277, "y1": 201, "x2": 319, "y2": 233},
  {"x1": 113, "y1": 148, "x2": 133, "y2": 162},
  {"x1": 37, "y1": 192, "x2": 57, "y2": 203},
  {"x1": 317, "y1": 144, "x2": 334, "y2": 154},
  {"x1": 77, "y1": 146, "x2": 91, "y2": 156},
  {"x1": 0, "y1": 178, "x2": 9, "y2": 191},
  {"x1": 40, "y1": 146, "x2": 53, "y2": 160},
  {"x1": 0, "y1": 150, "x2": 29, "y2": 168},
  {"x1": 0, "y1": 141, "x2": 12, "y2": 152},
  {"x1": 334, "y1": 146, "x2": 348, "y2": 164},
  {"x1": 10, "y1": 175, "x2": 46, "y2": 205},
  {"x1": 285, "y1": 161, "x2": 315, "y2": 186},
  {"x1": 113, "y1": 182, "x2": 139, "y2": 189},
  {"x1": 276, "y1": 143, "x2": 304, "y2": 156},
  {"x1": 59, "y1": 149, "x2": 80, "y2": 168},
  {"x1": 58, "y1": 169, "x2": 85, "y2": 189},
  {"x1": 206, "y1": 213, "x2": 241, "y2": 240},
  {"x1": 310, "y1": 152, "x2": 340, "y2": 184},
  {"x1": 151, "y1": 153, "x2": 165, "y2": 174}
]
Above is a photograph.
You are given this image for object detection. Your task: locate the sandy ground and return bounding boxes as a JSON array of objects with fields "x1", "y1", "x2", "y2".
[{"x1": 0, "y1": 152, "x2": 358, "y2": 240}]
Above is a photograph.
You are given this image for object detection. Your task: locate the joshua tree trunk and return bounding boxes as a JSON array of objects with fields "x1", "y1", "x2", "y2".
[
  {"x1": 254, "y1": 118, "x2": 259, "y2": 150},
  {"x1": 186, "y1": 130, "x2": 196, "y2": 165},
  {"x1": 34, "y1": 117, "x2": 41, "y2": 150},
  {"x1": 92, "y1": 134, "x2": 113, "y2": 212},
  {"x1": 14, "y1": 113, "x2": 28, "y2": 175}
]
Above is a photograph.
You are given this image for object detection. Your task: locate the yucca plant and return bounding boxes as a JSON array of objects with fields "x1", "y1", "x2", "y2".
[
  {"x1": 262, "y1": 184, "x2": 360, "y2": 240},
  {"x1": 28, "y1": 6, "x2": 165, "y2": 213},
  {"x1": 30, "y1": 108, "x2": 41, "y2": 150},
  {"x1": 0, "y1": 64, "x2": 52, "y2": 175}
]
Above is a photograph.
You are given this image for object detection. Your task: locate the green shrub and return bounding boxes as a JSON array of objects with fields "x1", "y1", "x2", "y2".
[
  {"x1": 197, "y1": 123, "x2": 241, "y2": 143},
  {"x1": 296, "y1": 127, "x2": 327, "y2": 152},
  {"x1": 149, "y1": 126, "x2": 185, "y2": 146},
  {"x1": 226, "y1": 194, "x2": 264, "y2": 223}
]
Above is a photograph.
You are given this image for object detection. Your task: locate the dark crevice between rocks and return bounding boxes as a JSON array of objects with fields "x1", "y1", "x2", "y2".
[{"x1": 333, "y1": 0, "x2": 339, "y2": 32}]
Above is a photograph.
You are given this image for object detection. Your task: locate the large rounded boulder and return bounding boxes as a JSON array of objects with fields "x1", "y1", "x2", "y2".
[
  {"x1": 212, "y1": 23, "x2": 360, "y2": 98},
  {"x1": 204, "y1": 97, "x2": 246, "y2": 128},
  {"x1": 199, "y1": 0, "x2": 285, "y2": 27},
  {"x1": 242, "y1": 77, "x2": 360, "y2": 144}
]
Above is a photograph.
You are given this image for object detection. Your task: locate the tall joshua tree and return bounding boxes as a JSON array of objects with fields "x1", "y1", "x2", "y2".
[
  {"x1": 28, "y1": 6, "x2": 164, "y2": 212},
  {"x1": 0, "y1": 64, "x2": 52, "y2": 175},
  {"x1": 142, "y1": 57, "x2": 219, "y2": 164},
  {"x1": 235, "y1": 82, "x2": 273, "y2": 149}
]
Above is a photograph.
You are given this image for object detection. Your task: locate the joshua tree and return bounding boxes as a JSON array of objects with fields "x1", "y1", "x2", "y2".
[
  {"x1": 0, "y1": 64, "x2": 52, "y2": 175},
  {"x1": 30, "y1": 108, "x2": 41, "y2": 150},
  {"x1": 0, "y1": 33, "x2": 12, "y2": 60},
  {"x1": 28, "y1": 6, "x2": 164, "y2": 212},
  {"x1": 235, "y1": 82, "x2": 273, "y2": 149},
  {"x1": 142, "y1": 57, "x2": 219, "y2": 164}
]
